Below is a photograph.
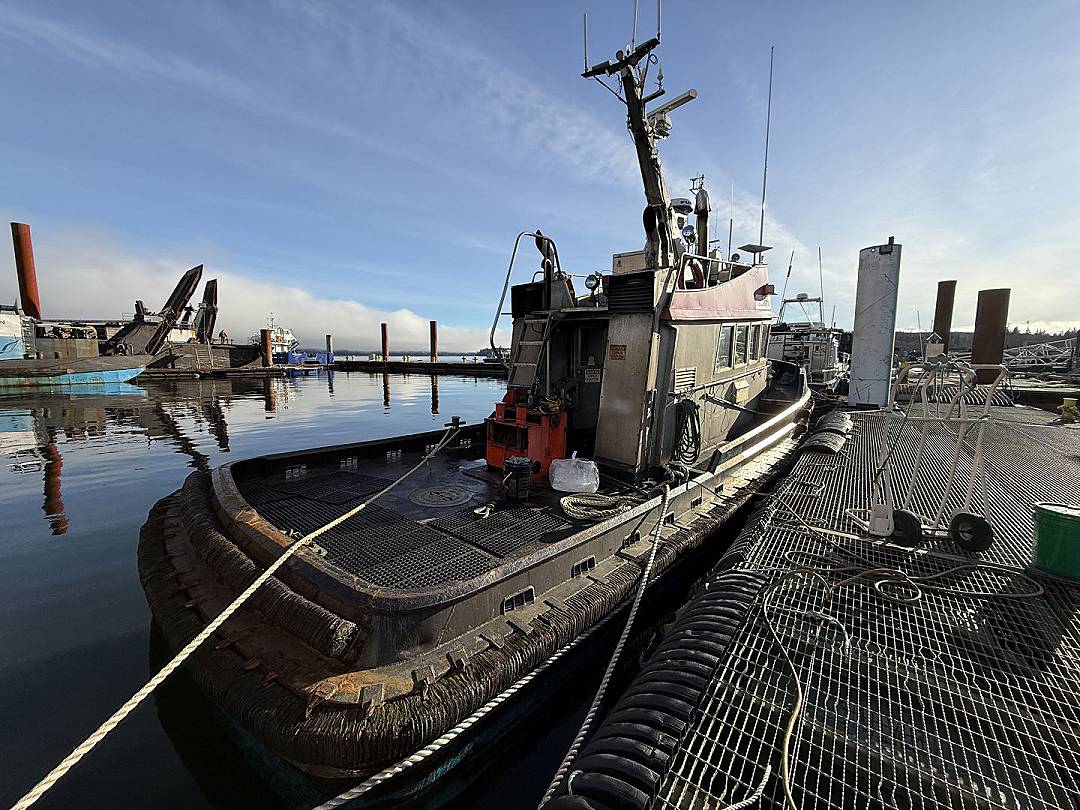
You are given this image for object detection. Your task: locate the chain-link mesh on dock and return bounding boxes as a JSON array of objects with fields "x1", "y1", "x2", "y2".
[{"x1": 545, "y1": 405, "x2": 1080, "y2": 810}]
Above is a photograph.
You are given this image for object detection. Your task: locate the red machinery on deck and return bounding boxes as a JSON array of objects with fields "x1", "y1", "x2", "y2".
[{"x1": 485, "y1": 388, "x2": 568, "y2": 479}]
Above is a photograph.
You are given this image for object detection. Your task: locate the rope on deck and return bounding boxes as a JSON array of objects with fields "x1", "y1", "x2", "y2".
[
  {"x1": 12, "y1": 426, "x2": 461, "y2": 810},
  {"x1": 541, "y1": 485, "x2": 671, "y2": 805}
]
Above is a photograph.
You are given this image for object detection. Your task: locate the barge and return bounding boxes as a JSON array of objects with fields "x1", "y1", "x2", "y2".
[{"x1": 138, "y1": 26, "x2": 810, "y2": 793}]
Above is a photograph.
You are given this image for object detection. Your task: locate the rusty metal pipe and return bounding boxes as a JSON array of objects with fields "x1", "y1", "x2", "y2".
[
  {"x1": 381, "y1": 322, "x2": 389, "y2": 364},
  {"x1": 931, "y1": 279, "x2": 957, "y2": 353},
  {"x1": 260, "y1": 328, "x2": 273, "y2": 367},
  {"x1": 971, "y1": 288, "x2": 1010, "y2": 384},
  {"x1": 11, "y1": 222, "x2": 42, "y2": 320}
]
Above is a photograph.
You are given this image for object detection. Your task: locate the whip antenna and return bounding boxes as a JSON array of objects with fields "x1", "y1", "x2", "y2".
[{"x1": 758, "y1": 46, "x2": 774, "y2": 248}]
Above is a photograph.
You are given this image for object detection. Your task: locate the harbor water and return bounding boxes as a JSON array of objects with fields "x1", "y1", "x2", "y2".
[{"x1": 0, "y1": 372, "x2": 610, "y2": 809}]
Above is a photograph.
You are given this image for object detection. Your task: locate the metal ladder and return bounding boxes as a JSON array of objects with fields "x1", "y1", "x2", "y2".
[
  {"x1": 193, "y1": 344, "x2": 217, "y2": 372},
  {"x1": 508, "y1": 313, "x2": 554, "y2": 390}
]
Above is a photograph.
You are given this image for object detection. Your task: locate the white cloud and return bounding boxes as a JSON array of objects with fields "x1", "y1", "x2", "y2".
[{"x1": 0, "y1": 226, "x2": 506, "y2": 352}]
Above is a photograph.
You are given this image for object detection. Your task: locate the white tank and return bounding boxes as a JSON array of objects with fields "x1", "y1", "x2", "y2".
[{"x1": 848, "y1": 238, "x2": 901, "y2": 407}]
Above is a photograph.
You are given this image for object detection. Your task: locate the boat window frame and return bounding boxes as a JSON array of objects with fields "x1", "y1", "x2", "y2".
[
  {"x1": 734, "y1": 323, "x2": 750, "y2": 366},
  {"x1": 715, "y1": 324, "x2": 734, "y2": 370}
]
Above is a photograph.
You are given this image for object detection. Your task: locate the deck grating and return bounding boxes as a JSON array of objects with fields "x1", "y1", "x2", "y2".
[
  {"x1": 431, "y1": 506, "x2": 575, "y2": 558},
  {"x1": 571, "y1": 405, "x2": 1080, "y2": 810}
]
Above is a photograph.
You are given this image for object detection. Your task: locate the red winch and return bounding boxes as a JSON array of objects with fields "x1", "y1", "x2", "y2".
[{"x1": 485, "y1": 388, "x2": 567, "y2": 479}]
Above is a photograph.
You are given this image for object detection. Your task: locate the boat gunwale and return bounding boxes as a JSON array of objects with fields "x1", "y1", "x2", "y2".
[{"x1": 211, "y1": 390, "x2": 809, "y2": 613}]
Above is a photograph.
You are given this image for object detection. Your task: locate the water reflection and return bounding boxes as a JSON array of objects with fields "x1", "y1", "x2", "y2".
[{"x1": 0, "y1": 373, "x2": 493, "y2": 536}]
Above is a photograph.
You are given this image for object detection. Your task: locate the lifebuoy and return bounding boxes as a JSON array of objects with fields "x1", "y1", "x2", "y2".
[{"x1": 675, "y1": 260, "x2": 705, "y2": 290}]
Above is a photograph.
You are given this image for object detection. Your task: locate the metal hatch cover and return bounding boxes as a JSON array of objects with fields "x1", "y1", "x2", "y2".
[{"x1": 409, "y1": 486, "x2": 474, "y2": 508}]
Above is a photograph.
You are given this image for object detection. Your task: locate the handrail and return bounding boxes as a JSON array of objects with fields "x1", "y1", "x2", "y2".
[{"x1": 488, "y1": 231, "x2": 563, "y2": 368}]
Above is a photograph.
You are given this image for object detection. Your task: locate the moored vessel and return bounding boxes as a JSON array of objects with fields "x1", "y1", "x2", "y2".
[{"x1": 137, "y1": 21, "x2": 810, "y2": 795}]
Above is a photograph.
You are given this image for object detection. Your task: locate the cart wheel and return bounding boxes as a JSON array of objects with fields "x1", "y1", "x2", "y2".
[
  {"x1": 890, "y1": 509, "x2": 923, "y2": 547},
  {"x1": 949, "y1": 512, "x2": 994, "y2": 552}
]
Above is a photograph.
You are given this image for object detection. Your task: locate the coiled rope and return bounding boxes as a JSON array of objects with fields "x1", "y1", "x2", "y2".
[
  {"x1": 559, "y1": 492, "x2": 640, "y2": 522},
  {"x1": 12, "y1": 426, "x2": 461, "y2": 810},
  {"x1": 541, "y1": 485, "x2": 671, "y2": 805}
]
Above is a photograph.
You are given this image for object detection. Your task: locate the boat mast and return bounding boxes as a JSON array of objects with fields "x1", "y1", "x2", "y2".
[{"x1": 583, "y1": 2, "x2": 691, "y2": 271}]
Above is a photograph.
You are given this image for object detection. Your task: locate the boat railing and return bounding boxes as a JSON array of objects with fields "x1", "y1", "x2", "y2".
[{"x1": 489, "y1": 231, "x2": 563, "y2": 368}]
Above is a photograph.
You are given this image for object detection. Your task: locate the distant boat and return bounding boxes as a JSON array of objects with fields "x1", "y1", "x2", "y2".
[
  {"x1": 767, "y1": 292, "x2": 847, "y2": 392},
  {"x1": 0, "y1": 307, "x2": 144, "y2": 389},
  {"x1": 249, "y1": 315, "x2": 332, "y2": 366}
]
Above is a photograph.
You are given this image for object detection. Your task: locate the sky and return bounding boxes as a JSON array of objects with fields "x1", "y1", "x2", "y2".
[{"x1": 1, "y1": 0, "x2": 1078, "y2": 351}]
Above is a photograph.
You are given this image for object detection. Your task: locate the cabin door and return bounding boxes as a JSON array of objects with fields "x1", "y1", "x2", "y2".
[{"x1": 571, "y1": 325, "x2": 607, "y2": 434}]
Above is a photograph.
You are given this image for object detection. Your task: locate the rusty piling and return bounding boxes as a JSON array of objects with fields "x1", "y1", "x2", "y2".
[
  {"x1": 971, "y1": 288, "x2": 1011, "y2": 384},
  {"x1": 10, "y1": 222, "x2": 42, "y2": 320}
]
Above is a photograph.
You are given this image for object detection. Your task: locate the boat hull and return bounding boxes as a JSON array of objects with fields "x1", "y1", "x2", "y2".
[
  {"x1": 137, "y1": 388, "x2": 809, "y2": 786},
  {"x1": 0, "y1": 356, "x2": 145, "y2": 388}
]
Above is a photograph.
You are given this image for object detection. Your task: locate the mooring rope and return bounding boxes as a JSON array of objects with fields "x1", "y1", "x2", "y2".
[
  {"x1": 11, "y1": 426, "x2": 461, "y2": 810},
  {"x1": 540, "y1": 485, "x2": 671, "y2": 806}
]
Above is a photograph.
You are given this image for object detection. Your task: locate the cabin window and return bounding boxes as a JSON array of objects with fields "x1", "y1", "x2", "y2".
[
  {"x1": 715, "y1": 326, "x2": 734, "y2": 370},
  {"x1": 735, "y1": 325, "x2": 749, "y2": 365},
  {"x1": 750, "y1": 325, "x2": 761, "y2": 360},
  {"x1": 759, "y1": 324, "x2": 770, "y2": 358}
]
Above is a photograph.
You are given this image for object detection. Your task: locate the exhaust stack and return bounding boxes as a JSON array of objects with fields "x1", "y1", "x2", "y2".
[
  {"x1": 10, "y1": 222, "x2": 42, "y2": 320},
  {"x1": 848, "y1": 237, "x2": 902, "y2": 408},
  {"x1": 971, "y1": 288, "x2": 1011, "y2": 384},
  {"x1": 931, "y1": 279, "x2": 957, "y2": 354}
]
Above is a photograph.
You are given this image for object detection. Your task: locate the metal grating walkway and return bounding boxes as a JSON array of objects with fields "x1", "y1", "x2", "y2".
[
  {"x1": 239, "y1": 470, "x2": 573, "y2": 590},
  {"x1": 552, "y1": 405, "x2": 1080, "y2": 810}
]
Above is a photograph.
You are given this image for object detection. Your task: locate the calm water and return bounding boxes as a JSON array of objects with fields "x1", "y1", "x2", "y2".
[
  {"x1": 0, "y1": 370, "x2": 736, "y2": 809},
  {"x1": 0, "y1": 372, "x2": 574, "y2": 809}
]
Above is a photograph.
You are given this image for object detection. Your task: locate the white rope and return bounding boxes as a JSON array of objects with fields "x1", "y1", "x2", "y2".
[
  {"x1": 559, "y1": 492, "x2": 640, "y2": 522},
  {"x1": 12, "y1": 427, "x2": 461, "y2": 810},
  {"x1": 541, "y1": 485, "x2": 671, "y2": 805}
]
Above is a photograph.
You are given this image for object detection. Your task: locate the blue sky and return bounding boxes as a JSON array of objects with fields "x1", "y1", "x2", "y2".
[{"x1": 2, "y1": 0, "x2": 1078, "y2": 350}]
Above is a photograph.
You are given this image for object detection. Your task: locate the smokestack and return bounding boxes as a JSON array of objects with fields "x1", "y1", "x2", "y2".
[
  {"x1": 694, "y1": 187, "x2": 710, "y2": 261},
  {"x1": 10, "y1": 223, "x2": 42, "y2": 320},
  {"x1": 429, "y1": 320, "x2": 438, "y2": 364},
  {"x1": 971, "y1": 288, "x2": 1011, "y2": 384},
  {"x1": 848, "y1": 237, "x2": 902, "y2": 408},
  {"x1": 931, "y1": 280, "x2": 957, "y2": 353},
  {"x1": 381, "y1": 322, "x2": 389, "y2": 364}
]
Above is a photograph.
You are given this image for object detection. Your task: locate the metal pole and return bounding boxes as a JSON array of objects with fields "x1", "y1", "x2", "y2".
[
  {"x1": 757, "y1": 47, "x2": 774, "y2": 249},
  {"x1": 380, "y1": 322, "x2": 389, "y2": 364},
  {"x1": 429, "y1": 320, "x2": 438, "y2": 364},
  {"x1": 931, "y1": 280, "x2": 957, "y2": 353},
  {"x1": 971, "y1": 288, "x2": 1011, "y2": 384},
  {"x1": 10, "y1": 222, "x2": 42, "y2": 320},
  {"x1": 260, "y1": 328, "x2": 273, "y2": 367}
]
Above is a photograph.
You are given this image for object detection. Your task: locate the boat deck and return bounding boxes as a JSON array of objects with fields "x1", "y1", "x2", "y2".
[
  {"x1": 237, "y1": 452, "x2": 581, "y2": 590},
  {"x1": 548, "y1": 404, "x2": 1080, "y2": 809}
]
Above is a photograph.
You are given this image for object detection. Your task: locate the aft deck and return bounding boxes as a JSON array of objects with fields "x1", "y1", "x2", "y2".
[
  {"x1": 548, "y1": 404, "x2": 1080, "y2": 809},
  {"x1": 236, "y1": 451, "x2": 578, "y2": 591}
]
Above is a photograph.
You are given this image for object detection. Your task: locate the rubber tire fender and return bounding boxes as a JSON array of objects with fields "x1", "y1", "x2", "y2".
[
  {"x1": 603, "y1": 707, "x2": 688, "y2": 736},
  {"x1": 572, "y1": 752, "x2": 660, "y2": 793},
  {"x1": 618, "y1": 691, "x2": 695, "y2": 721},
  {"x1": 633, "y1": 669, "x2": 709, "y2": 692},
  {"x1": 568, "y1": 772, "x2": 649, "y2": 810},
  {"x1": 590, "y1": 722, "x2": 679, "y2": 752},
  {"x1": 580, "y1": 737, "x2": 671, "y2": 772},
  {"x1": 543, "y1": 796, "x2": 613, "y2": 810},
  {"x1": 622, "y1": 680, "x2": 700, "y2": 704}
]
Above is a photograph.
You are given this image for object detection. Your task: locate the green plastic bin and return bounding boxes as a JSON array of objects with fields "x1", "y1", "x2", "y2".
[{"x1": 1033, "y1": 502, "x2": 1080, "y2": 579}]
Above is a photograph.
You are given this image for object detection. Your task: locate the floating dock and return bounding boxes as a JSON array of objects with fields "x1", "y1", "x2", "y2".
[
  {"x1": 332, "y1": 359, "x2": 507, "y2": 377},
  {"x1": 546, "y1": 404, "x2": 1080, "y2": 809}
]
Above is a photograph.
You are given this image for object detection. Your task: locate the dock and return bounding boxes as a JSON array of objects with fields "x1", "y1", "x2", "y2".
[
  {"x1": 546, "y1": 403, "x2": 1080, "y2": 809},
  {"x1": 333, "y1": 358, "x2": 507, "y2": 377}
]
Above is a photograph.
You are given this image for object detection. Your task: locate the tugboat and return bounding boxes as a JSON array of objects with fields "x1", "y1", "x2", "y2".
[{"x1": 137, "y1": 20, "x2": 809, "y2": 798}]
